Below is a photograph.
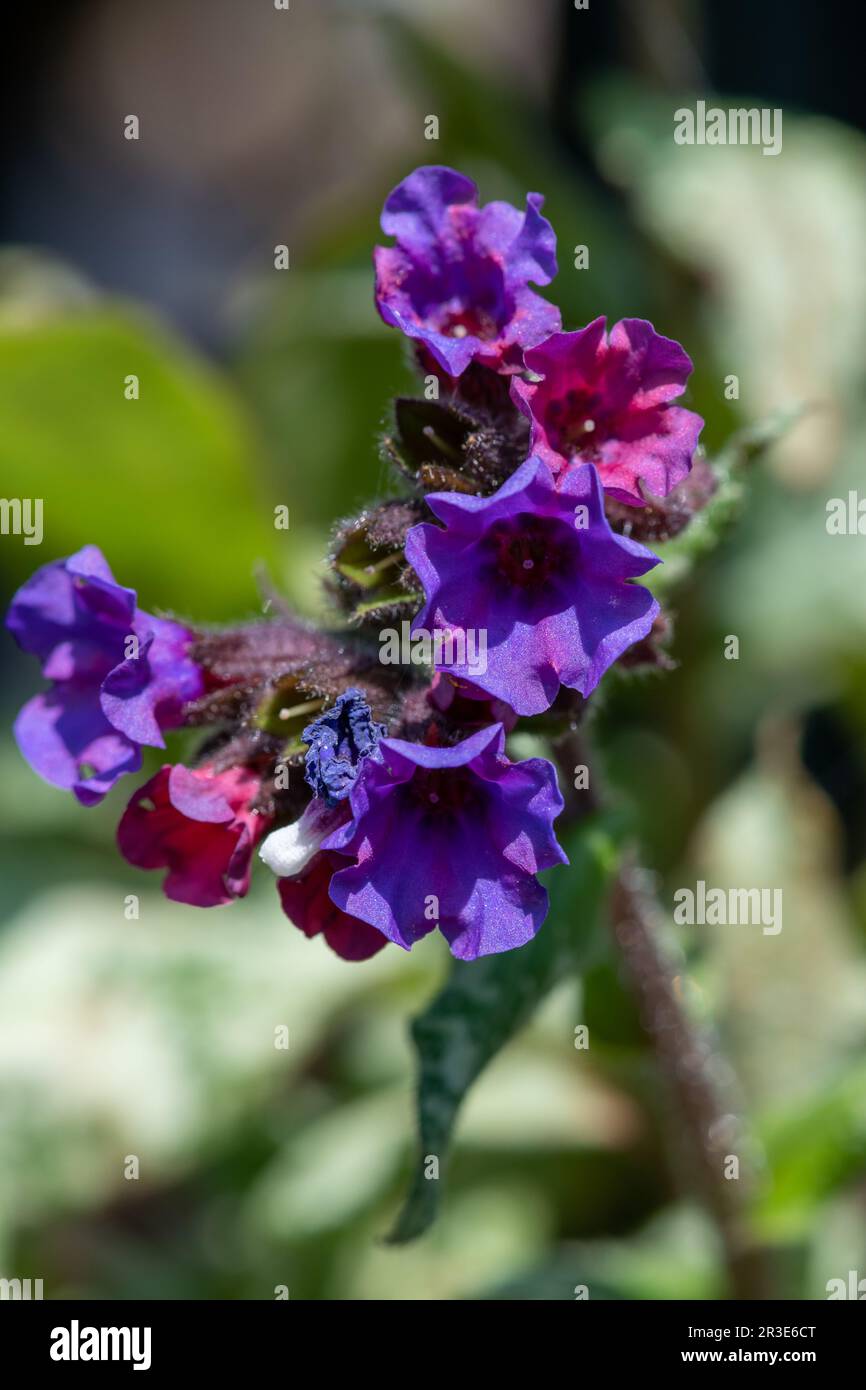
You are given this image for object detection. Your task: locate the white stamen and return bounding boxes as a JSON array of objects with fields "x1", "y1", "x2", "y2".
[
  {"x1": 583, "y1": 419, "x2": 596, "y2": 432},
  {"x1": 260, "y1": 805, "x2": 331, "y2": 878}
]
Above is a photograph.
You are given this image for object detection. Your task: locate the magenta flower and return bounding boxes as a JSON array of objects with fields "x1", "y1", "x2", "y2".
[
  {"x1": 405, "y1": 456, "x2": 659, "y2": 716},
  {"x1": 117, "y1": 763, "x2": 270, "y2": 907},
  {"x1": 511, "y1": 318, "x2": 704, "y2": 505},
  {"x1": 374, "y1": 165, "x2": 560, "y2": 377},
  {"x1": 319, "y1": 724, "x2": 567, "y2": 961},
  {"x1": 6, "y1": 546, "x2": 203, "y2": 804}
]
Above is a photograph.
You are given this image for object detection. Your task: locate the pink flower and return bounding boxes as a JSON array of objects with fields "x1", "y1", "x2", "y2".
[
  {"x1": 511, "y1": 318, "x2": 703, "y2": 505},
  {"x1": 118, "y1": 763, "x2": 270, "y2": 907}
]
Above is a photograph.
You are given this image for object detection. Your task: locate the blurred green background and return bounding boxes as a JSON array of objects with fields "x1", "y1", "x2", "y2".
[{"x1": 1, "y1": 0, "x2": 865, "y2": 1300}]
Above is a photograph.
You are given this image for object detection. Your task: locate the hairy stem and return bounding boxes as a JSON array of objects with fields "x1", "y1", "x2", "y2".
[
  {"x1": 552, "y1": 728, "x2": 769, "y2": 1299},
  {"x1": 609, "y1": 863, "x2": 769, "y2": 1299}
]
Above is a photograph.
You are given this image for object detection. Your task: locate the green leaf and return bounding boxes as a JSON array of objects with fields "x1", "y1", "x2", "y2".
[
  {"x1": 388, "y1": 813, "x2": 621, "y2": 1243},
  {"x1": 755, "y1": 1059, "x2": 866, "y2": 1240},
  {"x1": 0, "y1": 298, "x2": 279, "y2": 619}
]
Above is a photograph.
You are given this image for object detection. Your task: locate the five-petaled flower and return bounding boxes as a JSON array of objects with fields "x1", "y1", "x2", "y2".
[
  {"x1": 405, "y1": 456, "x2": 660, "y2": 716},
  {"x1": 374, "y1": 164, "x2": 560, "y2": 378},
  {"x1": 6, "y1": 546, "x2": 203, "y2": 805},
  {"x1": 310, "y1": 724, "x2": 568, "y2": 961},
  {"x1": 511, "y1": 318, "x2": 704, "y2": 505}
]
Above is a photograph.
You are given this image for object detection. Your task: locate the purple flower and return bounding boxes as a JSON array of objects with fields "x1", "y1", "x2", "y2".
[
  {"x1": 374, "y1": 165, "x2": 560, "y2": 377},
  {"x1": 511, "y1": 319, "x2": 704, "y2": 505},
  {"x1": 303, "y1": 688, "x2": 386, "y2": 807},
  {"x1": 321, "y1": 724, "x2": 568, "y2": 960},
  {"x1": 404, "y1": 456, "x2": 660, "y2": 716},
  {"x1": 6, "y1": 546, "x2": 203, "y2": 804}
]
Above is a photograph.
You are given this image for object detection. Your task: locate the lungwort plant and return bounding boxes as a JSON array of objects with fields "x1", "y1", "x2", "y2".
[{"x1": 7, "y1": 166, "x2": 786, "y2": 1272}]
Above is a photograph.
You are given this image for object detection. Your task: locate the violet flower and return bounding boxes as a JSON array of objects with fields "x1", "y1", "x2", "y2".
[
  {"x1": 374, "y1": 165, "x2": 560, "y2": 377},
  {"x1": 6, "y1": 546, "x2": 203, "y2": 804},
  {"x1": 319, "y1": 724, "x2": 568, "y2": 961},
  {"x1": 405, "y1": 456, "x2": 660, "y2": 716}
]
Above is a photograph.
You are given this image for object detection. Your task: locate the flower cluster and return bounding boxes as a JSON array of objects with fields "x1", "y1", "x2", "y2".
[{"x1": 7, "y1": 165, "x2": 707, "y2": 963}]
